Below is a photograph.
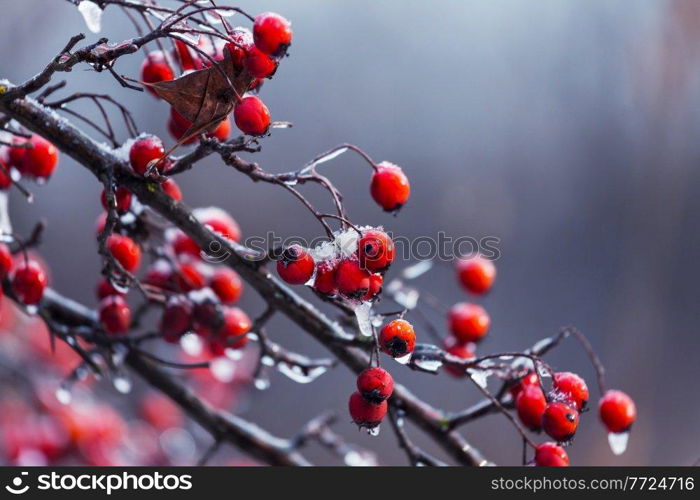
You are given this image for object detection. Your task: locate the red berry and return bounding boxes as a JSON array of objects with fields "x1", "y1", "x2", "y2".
[
  {"x1": 129, "y1": 136, "x2": 165, "y2": 176},
  {"x1": 95, "y1": 277, "x2": 125, "y2": 300},
  {"x1": 599, "y1": 390, "x2": 636, "y2": 433},
  {"x1": 0, "y1": 243, "x2": 13, "y2": 279},
  {"x1": 213, "y1": 307, "x2": 251, "y2": 350},
  {"x1": 443, "y1": 337, "x2": 475, "y2": 378},
  {"x1": 357, "y1": 229, "x2": 395, "y2": 272},
  {"x1": 253, "y1": 12, "x2": 293, "y2": 57},
  {"x1": 509, "y1": 371, "x2": 539, "y2": 399},
  {"x1": 98, "y1": 295, "x2": 131, "y2": 335},
  {"x1": 370, "y1": 162, "x2": 410, "y2": 212},
  {"x1": 140, "y1": 51, "x2": 175, "y2": 97},
  {"x1": 379, "y1": 319, "x2": 416, "y2": 358},
  {"x1": 357, "y1": 367, "x2": 394, "y2": 403},
  {"x1": 0, "y1": 157, "x2": 12, "y2": 190},
  {"x1": 11, "y1": 259, "x2": 48, "y2": 305},
  {"x1": 552, "y1": 372, "x2": 589, "y2": 411},
  {"x1": 209, "y1": 268, "x2": 243, "y2": 304},
  {"x1": 225, "y1": 28, "x2": 254, "y2": 69},
  {"x1": 202, "y1": 212, "x2": 241, "y2": 243},
  {"x1": 542, "y1": 402, "x2": 579, "y2": 442},
  {"x1": 176, "y1": 261, "x2": 206, "y2": 292},
  {"x1": 516, "y1": 385, "x2": 547, "y2": 431},
  {"x1": 172, "y1": 40, "x2": 200, "y2": 71},
  {"x1": 335, "y1": 259, "x2": 371, "y2": 298},
  {"x1": 95, "y1": 212, "x2": 107, "y2": 237},
  {"x1": 172, "y1": 231, "x2": 201, "y2": 258},
  {"x1": 101, "y1": 186, "x2": 132, "y2": 213},
  {"x1": 159, "y1": 295, "x2": 193, "y2": 343},
  {"x1": 106, "y1": 234, "x2": 141, "y2": 273},
  {"x1": 535, "y1": 442, "x2": 570, "y2": 467},
  {"x1": 448, "y1": 302, "x2": 490, "y2": 343},
  {"x1": 348, "y1": 392, "x2": 387, "y2": 429},
  {"x1": 243, "y1": 45, "x2": 278, "y2": 79},
  {"x1": 362, "y1": 273, "x2": 383, "y2": 301},
  {"x1": 313, "y1": 260, "x2": 338, "y2": 296},
  {"x1": 209, "y1": 117, "x2": 231, "y2": 141},
  {"x1": 161, "y1": 178, "x2": 182, "y2": 201},
  {"x1": 168, "y1": 108, "x2": 231, "y2": 143},
  {"x1": 233, "y1": 96, "x2": 270, "y2": 136},
  {"x1": 7, "y1": 137, "x2": 28, "y2": 172},
  {"x1": 144, "y1": 260, "x2": 175, "y2": 291},
  {"x1": 22, "y1": 135, "x2": 59, "y2": 179},
  {"x1": 277, "y1": 245, "x2": 315, "y2": 285},
  {"x1": 456, "y1": 254, "x2": 496, "y2": 295}
]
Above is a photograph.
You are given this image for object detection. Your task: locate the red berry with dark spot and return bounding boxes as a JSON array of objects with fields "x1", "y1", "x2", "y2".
[
  {"x1": 129, "y1": 136, "x2": 165, "y2": 176},
  {"x1": 552, "y1": 372, "x2": 589, "y2": 411},
  {"x1": 98, "y1": 295, "x2": 131, "y2": 335},
  {"x1": 456, "y1": 254, "x2": 496, "y2": 295},
  {"x1": 448, "y1": 302, "x2": 490, "y2": 343},
  {"x1": 313, "y1": 261, "x2": 338, "y2": 296},
  {"x1": 277, "y1": 245, "x2": 314, "y2": 285},
  {"x1": 209, "y1": 268, "x2": 243, "y2": 304},
  {"x1": 599, "y1": 390, "x2": 636, "y2": 433},
  {"x1": 348, "y1": 391, "x2": 387, "y2": 429},
  {"x1": 159, "y1": 295, "x2": 193, "y2": 343},
  {"x1": 335, "y1": 259, "x2": 371, "y2": 298},
  {"x1": 234, "y1": 96, "x2": 270, "y2": 136},
  {"x1": 542, "y1": 402, "x2": 579, "y2": 442},
  {"x1": 379, "y1": 319, "x2": 416, "y2": 358},
  {"x1": 362, "y1": 273, "x2": 383, "y2": 301},
  {"x1": 253, "y1": 12, "x2": 293, "y2": 57},
  {"x1": 0, "y1": 243, "x2": 13, "y2": 279},
  {"x1": 357, "y1": 367, "x2": 394, "y2": 403},
  {"x1": 140, "y1": 51, "x2": 175, "y2": 97},
  {"x1": 161, "y1": 178, "x2": 182, "y2": 201},
  {"x1": 96, "y1": 277, "x2": 125, "y2": 300},
  {"x1": 443, "y1": 337, "x2": 475, "y2": 378},
  {"x1": 535, "y1": 442, "x2": 570, "y2": 467},
  {"x1": 22, "y1": 135, "x2": 59, "y2": 179},
  {"x1": 11, "y1": 259, "x2": 48, "y2": 305},
  {"x1": 357, "y1": 229, "x2": 395, "y2": 272},
  {"x1": 101, "y1": 187, "x2": 132, "y2": 214},
  {"x1": 243, "y1": 45, "x2": 278, "y2": 79},
  {"x1": 106, "y1": 234, "x2": 141, "y2": 273},
  {"x1": 370, "y1": 162, "x2": 410, "y2": 212},
  {"x1": 516, "y1": 385, "x2": 547, "y2": 431}
]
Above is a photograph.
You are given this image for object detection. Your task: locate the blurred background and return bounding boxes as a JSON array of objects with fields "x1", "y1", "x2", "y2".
[{"x1": 2, "y1": 0, "x2": 700, "y2": 466}]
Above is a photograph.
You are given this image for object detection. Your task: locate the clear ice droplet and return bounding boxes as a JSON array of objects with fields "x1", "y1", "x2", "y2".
[
  {"x1": 395, "y1": 353, "x2": 412, "y2": 365},
  {"x1": 608, "y1": 431, "x2": 629, "y2": 455},
  {"x1": 366, "y1": 425, "x2": 380, "y2": 437},
  {"x1": 113, "y1": 376, "x2": 132, "y2": 394},
  {"x1": 55, "y1": 386, "x2": 72, "y2": 405}
]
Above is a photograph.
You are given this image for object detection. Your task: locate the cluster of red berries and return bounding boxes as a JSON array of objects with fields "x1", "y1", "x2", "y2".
[
  {"x1": 442, "y1": 255, "x2": 496, "y2": 376},
  {"x1": 276, "y1": 228, "x2": 394, "y2": 302},
  {"x1": 1, "y1": 244, "x2": 49, "y2": 307},
  {"x1": 348, "y1": 366, "x2": 394, "y2": 431},
  {"x1": 510, "y1": 370, "x2": 636, "y2": 466},
  {"x1": 0, "y1": 134, "x2": 59, "y2": 190},
  {"x1": 141, "y1": 12, "x2": 293, "y2": 139}
]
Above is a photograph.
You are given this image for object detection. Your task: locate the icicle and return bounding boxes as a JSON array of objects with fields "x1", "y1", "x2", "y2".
[
  {"x1": 277, "y1": 363, "x2": 329, "y2": 384},
  {"x1": 608, "y1": 432, "x2": 629, "y2": 455},
  {"x1": 78, "y1": 1, "x2": 103, "y2": 33},
  {"x1": 353, "y1": 301, "x2": 373, "y2": 338},
  {"x1": 401, "y1": 260, "x2": 433, "y2": 280}
]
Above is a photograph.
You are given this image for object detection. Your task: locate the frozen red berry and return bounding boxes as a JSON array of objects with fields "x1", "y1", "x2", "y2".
[
  {"x1": 335, "y1": 259, "x2": 371, "y2": 298},
  {"x1": 11, "y1": 259, "x2": 48, "y2": 305},
  {"x1": 348, "y1": 391, "x2": 387, "y2": 429},
  {"x1": 448, "y1": 302, "x2": 490, "y2": 343},
  {"x1": 277, "y1": 245, "x2": 314, "y2": 285},
  {"x1": 357, "y1": 367, "x2": 394, "y2": 403},
  {"x1": 362, "y1": 273, "x2": 383, "y2": 301},
  {"x1": 234, "y1": 96, "x2": 270, "y2": 136},
  {"x1": 0, "y1": 157, "x2": 12, "y2": 190},
  {"x1": 129, "y1": 136, "x2": 165, "y2": 176},
  {"x1": 535, "y1": 442, "x2": 570, "y2": 467},
  {"x1": 159, "y1": 295, "x2": 193, "y2": 343},
  {"x1": 213, "y1": 307, "x2": 251, "y2": 351},
  {"x1": 516, "y1": 385, "x2": 546, "y2": 431},
  {"x1": 357, "y1": 229, "x2": 395, "y2": 272},
  {"x1": 101, "y1": 186, "x2": 132, "y2": 214},
  {"x1": 0, "y1": 243, "x2": 13, "y2": 279},
  {"x1": 243, "y1": 45, "x2": 278, "y2": 79},
  {"x1": 313, "y1": 261, "x2": 338, "y2": 296},
  {"x1": 161, "y1": 178, "x2": 182, "y2": 201},
  {"x1": 542, "y1": 402, "x2": 579, "y2": 442},
  {"x1": 552, "y1": 372, "x2": 589, "y2": 411},
  {"x1": 106, "y1": 234, "x2": 141, "y2": 273},
  {"x1": 98, "y1": 295, "x2": 131, "y2": 335},
  {"x1": 202, "y1": 212, "x2": 241, "y2": 243},
  {"x1": 22, "y1": 135, "x2": 59, "y2": 179},
  {"x1": 370, "y1": 162, "x2": 410, "y2": 212},
  {"x1": 95, "y1": 277, "x2": 125, "y2": 300},
  {"x1": 225, "y1": 28, "x2": 254, "y2": 69},
  {"x1": 456, "y1": 254, "x2": 496, "y2": 295},
  {"x1": 141, "y1": 51, "x2": 175, "y2": 97},
  {"x1": 509, "y1": 370, "x2": 539, "y2": 400},
  {"x1": 172, "y1": 40, "x2": 201, "y2": 71},
  {"x1": 443, "y1": 338, "x2": 475, "y2": 377},
  {"x1": 253, "y1": 12, "x2": 293, "y2": 57},
  {"x1": 209, "y1": 268, "x2": 243, "y2": 304},
  {"x1": 175, "y1": 261, "x2": 206, "y2": 292},
  {"x1": 379, "y1": 319, "x2": 416, "y2": 358},
  {"x1": 599, "y1": 390, "x2": 636, "y2": 433}
]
